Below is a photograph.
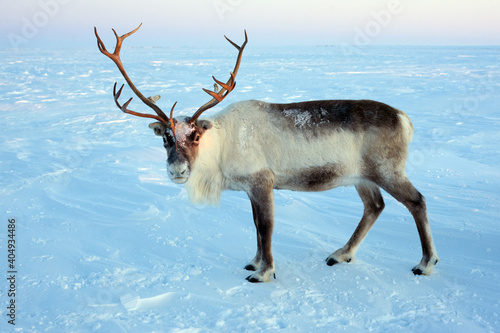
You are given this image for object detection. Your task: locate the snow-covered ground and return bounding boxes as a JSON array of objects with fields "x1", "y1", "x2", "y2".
[{"x1": 1, "y1": 44, "x2": 499, "y2": 332}]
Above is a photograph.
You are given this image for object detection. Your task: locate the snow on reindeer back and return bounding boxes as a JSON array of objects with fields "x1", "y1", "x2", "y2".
[
  {"x1": 282, "y1": 108, "x2": 331, "y2": 129},
  {"x1": 283, "y1": 109, "x2": 313, "y2": 129}
]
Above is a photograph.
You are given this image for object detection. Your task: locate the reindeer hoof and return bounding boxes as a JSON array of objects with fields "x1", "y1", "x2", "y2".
[
  {"x1": 326, "y1": 257, "x2": 352, "y2": 266},
  {"x1": 246, "y1": 275, "x2": 263, "y2": 283},
  {"x1": 326, "y1": 258, "x2": 339, "y2": 266},
  {"x1": 412, "y1": 255, "x2": 439, "y2": 276},
  {"x1": 326, "y1": 249, "x2": 353, "y2": 266},
  {"x1": 244, "y1": 264, "x2": 257, "y2": 271},
  {"x1": 246, "y1": 268, "x2": 276, "y2": 283}
]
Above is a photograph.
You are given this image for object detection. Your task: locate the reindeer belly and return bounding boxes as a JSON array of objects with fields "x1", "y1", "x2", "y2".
[{"x1": 273, "y1": 163, "x2": 357, "y2": 192}]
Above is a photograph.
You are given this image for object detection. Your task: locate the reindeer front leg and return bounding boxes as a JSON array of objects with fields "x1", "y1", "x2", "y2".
[
  {"x1": 245, "y1": 170, "x2": 276, "y2": 283},
  {"x1": 244, "y1": 200, "x2": 263, "y2": 271}
]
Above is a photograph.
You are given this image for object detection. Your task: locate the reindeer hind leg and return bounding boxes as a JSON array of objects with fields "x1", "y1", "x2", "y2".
[
  {"x1": 379, "y1": 176, "x2": 439, "y2": 275},
  {"x1": 326, "y1": 181, "x2": 385, "y2": 266}
]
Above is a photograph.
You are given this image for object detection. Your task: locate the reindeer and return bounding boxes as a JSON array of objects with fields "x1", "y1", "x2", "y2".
[{"x1": 94, "y1": 25, "x2": 439, "y2": 282}]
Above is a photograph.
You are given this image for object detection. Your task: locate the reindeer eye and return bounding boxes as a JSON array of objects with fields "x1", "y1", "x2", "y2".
[
  {"x1": 163, "y1": 133, "x2": 175, "y2": 148},
  {"x1": 194, "y1": 134, "x2": 200, "y2": 143}
]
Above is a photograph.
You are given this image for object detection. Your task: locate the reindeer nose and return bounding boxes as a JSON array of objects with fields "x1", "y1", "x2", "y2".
[
  {"x1": 168, "y1": 168, "x2": 186, "y2": 176},
  {"x1": 167, "y1": 162, "x2": 189, "y2": 184}
]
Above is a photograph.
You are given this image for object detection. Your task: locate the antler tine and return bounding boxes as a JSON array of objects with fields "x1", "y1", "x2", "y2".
[
  {"x1": 190, "y1": 30, "x2": 248, "y2": 124},
  {"x1": 94, "y1": 24, "x2": 171, "y2": 126},
  {"x1": 113, "y1": 83, "x2": 173, "y2": 123},
  {"x1": 225, "y1": 29, "x2": 248, "y2": 78}
]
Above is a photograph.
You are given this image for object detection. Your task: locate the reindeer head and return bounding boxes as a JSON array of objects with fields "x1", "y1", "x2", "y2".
[
  {"x1": 94, "y1": 24, "x2": 247, "y2": 184},
  {"x1": 148, "y1": 117, "x2": 212, "y2": 184}
]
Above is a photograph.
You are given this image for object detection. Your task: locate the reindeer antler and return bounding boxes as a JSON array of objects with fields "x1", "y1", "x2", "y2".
[
  {"x1": 190, "y1": 30, "x2": 248, "y2": 124},
  {"x1": 94, "y1": 24, "x2": 172, "y2": 127},
  {"x1": 95, "y1": 25, "x2": 248, "y2": 135}
]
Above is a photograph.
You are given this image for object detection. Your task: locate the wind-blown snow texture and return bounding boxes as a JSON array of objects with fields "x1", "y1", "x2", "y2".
[{"x1": 1, "y1": 45, "x2": 499, "y2": 332}]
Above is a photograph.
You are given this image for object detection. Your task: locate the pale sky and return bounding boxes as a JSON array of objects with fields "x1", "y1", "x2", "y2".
[{"x1": 1, "y1": 0, "x2": 499, "y2": 49}]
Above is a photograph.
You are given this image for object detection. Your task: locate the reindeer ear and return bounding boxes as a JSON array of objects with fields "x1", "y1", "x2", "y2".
[
  {"x1": 148, "y1": 122, "x2": 167, "y2": 136},
  {"x1": 196, "y1": 120, "x2": 213, "y2": 133}
]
